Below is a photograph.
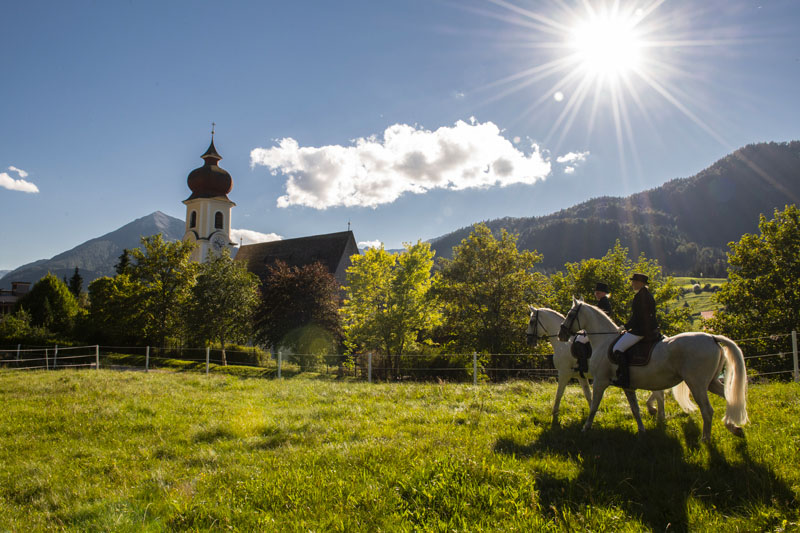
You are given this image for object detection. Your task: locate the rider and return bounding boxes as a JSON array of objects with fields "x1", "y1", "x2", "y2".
[
  {"x1": 612, "y1": 273, "x2": 660, "y2": 388},
  {"x1": 594, "y1": 282, "x2": 612, "y2": 315},
  {"x1": 573, "y1": 282, "x2": 613, "y2": 371}
]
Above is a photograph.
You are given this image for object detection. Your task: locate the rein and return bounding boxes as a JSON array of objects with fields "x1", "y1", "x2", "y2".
[{"x1": 528, "y1": 310, "x2": 561, "y2": 341}]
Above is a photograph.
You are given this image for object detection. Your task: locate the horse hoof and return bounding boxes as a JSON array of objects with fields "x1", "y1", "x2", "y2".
[
  {"x1": 726, "y1": 423, "x2": 745, "y2": 438},
  {"x1": 647, "y1": 405, "x2": 658, "y2": 416}
]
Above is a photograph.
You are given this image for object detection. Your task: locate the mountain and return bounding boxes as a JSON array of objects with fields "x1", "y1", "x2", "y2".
[
  {"x1": 0, "y1": 211, "x2": 185, "y2": 289},
  {"x1": 430, "y1": 141, "x2": 800, "y2": 276}
]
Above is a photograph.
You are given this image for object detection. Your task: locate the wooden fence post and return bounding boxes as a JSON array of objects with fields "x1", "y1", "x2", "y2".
[
  {"x1": 792, "y1": 330, "x2": 798, "y2": 382},
  {"x1": 95, "y1": 345, "x2": 99, "y2": 370},
  {"x1": 16, "y1": 344, "x2": 20, "y2": 361},
  {"x1": 473, "y1": 352, "x2": 478, "y2": 386},
  {"x1": 145, "y1": 346, "x2": 150, "y2": 372},
  {"x1": 45, "y1": 348, "x2": 49, "y2": 370},
  {"x1": 206, "y1": 347, "x2": 210, "y2": 376},
  {"x1": 278, "y1": 351, "x2": 282, "y2": 379},
  {"x1": 368, "y1": 352, "x2": 373, "y2": 383},
  {"x1": 53, "y1": 345, "x2": 58, "y2": 369}
]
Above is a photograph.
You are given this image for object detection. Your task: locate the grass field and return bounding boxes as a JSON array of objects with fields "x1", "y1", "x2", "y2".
[
  {"x1": 672, "y1": 276, "x2": 727, "y2": 330},
  {"x1": 1, "y1": 370, "x2": 798, "y2": 532}
]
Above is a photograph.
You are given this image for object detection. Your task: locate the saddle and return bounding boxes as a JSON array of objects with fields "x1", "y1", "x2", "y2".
[
  {"x1": 570, "y1": 340, "x2": 592, "y2": 374},
  {"x1": 608, "y1": 333, "x2": 663, "y2": 366}
]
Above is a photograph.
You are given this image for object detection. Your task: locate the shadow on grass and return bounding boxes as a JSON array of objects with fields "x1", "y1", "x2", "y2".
[{"x1": 494, "y1": 419, "x2": 795, "y2": 532}]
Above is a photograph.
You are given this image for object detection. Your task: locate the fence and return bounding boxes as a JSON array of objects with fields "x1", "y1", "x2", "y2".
[{"x1": 1, "y1": 330, "x2": 798, "y2": 383}]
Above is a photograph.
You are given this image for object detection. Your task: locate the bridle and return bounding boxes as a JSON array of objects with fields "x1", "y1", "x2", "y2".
[
  {"x1": 527, "y1": 309, "x2": 560, "y2": 346},
  {"x1": 559, "y1": 302, "x2": 583, "y2": 340}
]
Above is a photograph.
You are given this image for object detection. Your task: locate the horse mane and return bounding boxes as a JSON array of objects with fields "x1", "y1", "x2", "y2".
[{"x1": 576, "y1": 299, "x2": 619, "y2": 330}]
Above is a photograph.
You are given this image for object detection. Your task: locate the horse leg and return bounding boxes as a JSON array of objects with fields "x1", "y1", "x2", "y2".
[
  {"x1": 578, "y1": 376, "x2": 593, "y2": 408},
  {"x1": 625, "y1": 389, "x2": 647, "y2": 434},
  {"x1": 708, "y1": 378, "x2": 725, "y2": 399},
  {"x1": 582, "y1": 382, "x2": 609, "y2": 432},
  {"x1": 646, "y1": 391, "x2": 666, "y2": 421},
  {"x1": 552, "y1": 373, "x2": 571, "y2": 425},
  {"x1": 687, "y1": 380, "x2": 715, "y2": 441}
]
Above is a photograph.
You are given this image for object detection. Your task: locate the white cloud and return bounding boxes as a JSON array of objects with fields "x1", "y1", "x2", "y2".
[
  {"x1": 231, "y1": 228, "x2": 282, "y2": 246},
  {"x1": 358, "y1": 240, "x2": 382, "y2": 249},
  {"x1": 1, "y1": 166, "x2": 38, "y2": 193},
  {"x1": 564, "y1": 166, "x2": 576, "y2": 174},
  {"x1": 7, "y1": 166, "x2": 28, "y2": 178},
  {"x1": 556, "y1": 151, "x2": 590, "y2": 164},
  {"x1": 250, "y1": 120, "x2": 552, "y2": 209}
]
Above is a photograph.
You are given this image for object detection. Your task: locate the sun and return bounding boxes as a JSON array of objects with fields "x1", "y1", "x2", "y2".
[{"x1": 570, "y1": 11, "x2": 643, "y2": 78}]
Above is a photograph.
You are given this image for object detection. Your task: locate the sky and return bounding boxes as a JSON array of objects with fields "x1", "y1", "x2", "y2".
[{"x1": 2, "y1": 0, "x2": 799, "y2": 270}]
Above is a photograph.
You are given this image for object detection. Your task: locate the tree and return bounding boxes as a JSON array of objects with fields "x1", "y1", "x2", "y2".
[
  {"x1": 115, "y1": 249, "x2": 132, "y2": 275},
  {"x1": 432, "y1": 224, "x2": 552, "y2": 365},
  {"x1": 128, "y1": 234, "x2": 197, "y2": 349},
  {"x1": 68, "y1": 267, "x2": 83, "y2": 298},
  {"x1": 14, "y1": 272, "x2": 80, "y2": 336},
  {"x1": 255, "y1": 260, "x2": 342, "y2": 368},
  {"x1": 0, "y1": 309, "x2": 51, "y2": 345},
  {"x1": 87, "y1": 274, "x2": 143, "y2": 345},
  {"x1": 550, "y1": 240, "x2": 690, "y2": 335},
  {"x1": 341, "y1": 241, "x2": 440, "y2": 377},
  {"x1": 186, "y1": 249, "x2": 260, "y2": 365},
  {"x1": 706, "y1": 205, "x2": 800, "y2": 373}
]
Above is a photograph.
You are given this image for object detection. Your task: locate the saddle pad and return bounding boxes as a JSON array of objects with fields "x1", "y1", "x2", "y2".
[{"x1": 608, "y1": 334, "x2": 663, "y2": 366}]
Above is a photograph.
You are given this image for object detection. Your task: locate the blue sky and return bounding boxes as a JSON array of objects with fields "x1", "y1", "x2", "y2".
[{"x1": 2, "y1": 0, "x2": 799, "y2": 270}]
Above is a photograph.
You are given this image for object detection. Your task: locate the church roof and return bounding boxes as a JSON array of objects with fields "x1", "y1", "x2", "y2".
[
  {"x1": 235, "y1": 231, "x2": 359, "y2": 286},
  {"x1": 186, "y1": 137, "x2": 232, "y2": 201}
]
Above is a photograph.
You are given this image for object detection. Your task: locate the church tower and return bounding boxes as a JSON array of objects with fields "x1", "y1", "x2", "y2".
[{"x1": 183, "y1": 130, "x2": 236, "y2": 262}]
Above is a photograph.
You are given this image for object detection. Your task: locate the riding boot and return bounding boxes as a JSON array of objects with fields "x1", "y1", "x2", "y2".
[{"x1": 612, "y1": 351, "x2": 630, "y2": 388}]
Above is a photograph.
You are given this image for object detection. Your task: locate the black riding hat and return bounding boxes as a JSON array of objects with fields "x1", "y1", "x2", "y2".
[
  {"x1": 630, "y1": 273, "x2": 649, "y2": 284},
  {"x1": 595, "y1": 282, "x2": 610, "y2": 293}
]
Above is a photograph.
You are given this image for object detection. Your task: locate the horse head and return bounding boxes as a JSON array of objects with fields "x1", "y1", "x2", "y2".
[{"x1": 558, "y1": 299, "x2": 584, "y2": 341}]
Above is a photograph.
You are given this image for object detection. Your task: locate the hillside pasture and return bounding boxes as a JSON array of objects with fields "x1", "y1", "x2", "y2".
[
  {"x1": 672, "y1": 276, "x2": 726, "y2": 330},
  {"x1": 0, "y1": 370, "x2": 798, "y2": 531}
]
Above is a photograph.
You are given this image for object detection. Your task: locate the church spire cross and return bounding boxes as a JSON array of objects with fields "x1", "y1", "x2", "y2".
[{"x1": 211, "y1": 122, "x2": 216, "y2": 139}]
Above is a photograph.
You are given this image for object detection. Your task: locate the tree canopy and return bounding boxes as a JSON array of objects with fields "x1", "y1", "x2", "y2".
[
  {"x1": 186, "y1": 249, "x2": 260, "y2": 363},
  {"x1": 255, "y1": 260, "x2": 342, "y2": 365},
  {"x1": 432, "y1": 223, "x2": 551, "y2": 356},
  {"x1": 341, "y1": 241, "x2": 440, "y2": 376},
  {"x1": 14, "y1": 272, "x2": 80, "y2": 335},
  {"x1": 706, "y1": 205, "x2": 800, "y2": 373}
]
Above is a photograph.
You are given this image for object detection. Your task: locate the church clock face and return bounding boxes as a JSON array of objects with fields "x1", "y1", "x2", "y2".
[{"x1": 210, "y1": 233, "x2": 228, "y2": 252}]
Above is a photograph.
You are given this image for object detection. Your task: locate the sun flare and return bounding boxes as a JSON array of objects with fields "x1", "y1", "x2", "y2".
[{"x1": 570, "y1": 12, "x2": 643, "y2": 77}]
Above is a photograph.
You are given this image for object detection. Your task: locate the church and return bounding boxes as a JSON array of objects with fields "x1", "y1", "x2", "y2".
[{"x1": 182, "y1": 133, "x2": 359, "y2": 287}]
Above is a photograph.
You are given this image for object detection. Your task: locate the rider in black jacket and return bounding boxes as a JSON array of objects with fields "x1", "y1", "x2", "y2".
[{"x1": 613, "y1": 273, "x2": 660, "y2": 388}]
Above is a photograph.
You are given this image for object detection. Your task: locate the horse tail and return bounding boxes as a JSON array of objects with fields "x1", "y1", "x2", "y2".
[
  {"x1": 670, "y1": 382, "x2": 697, "y2": 413},
  {"x1": 714, "y1": 335, "x2": 749, "y2": 427}
]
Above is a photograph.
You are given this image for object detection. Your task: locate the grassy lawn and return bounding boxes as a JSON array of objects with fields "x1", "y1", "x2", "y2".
[{"x1": 1, "y1": 369, "x2": 798, "y2": 532}]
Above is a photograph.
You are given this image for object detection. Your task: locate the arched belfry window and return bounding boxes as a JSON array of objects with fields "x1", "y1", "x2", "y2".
[
  {"x1": 215, "y1": 211, "x2": 223, "y2": 229},
  {"x1": 189, "y1": 211, "x2": 197, "y2": 228}
]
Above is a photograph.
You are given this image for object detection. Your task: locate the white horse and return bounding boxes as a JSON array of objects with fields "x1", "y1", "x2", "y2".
[
  {"x1": 527, "y1": 306, "x2": 693, "y2": 425},
  {"x1": 559, "y1": 299, "x2": 748, "y2": 440}
]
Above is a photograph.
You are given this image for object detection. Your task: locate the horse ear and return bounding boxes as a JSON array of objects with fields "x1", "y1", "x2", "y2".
[{"x1": 572, "y1": 296, "x2": 577, "y2": 305}]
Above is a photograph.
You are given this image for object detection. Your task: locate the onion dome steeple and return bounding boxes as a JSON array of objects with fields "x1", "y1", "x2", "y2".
[{"x1": 186, "y1": 125, "x2": 233, "y2": 201}]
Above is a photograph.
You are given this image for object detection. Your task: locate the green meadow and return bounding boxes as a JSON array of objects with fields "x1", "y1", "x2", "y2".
[
  {"x1": 672, "y1": 276, "x2": 727, "y2": 330},
  {"x1": 1, "y1": 369, "x2": 798, "y2": 532}
]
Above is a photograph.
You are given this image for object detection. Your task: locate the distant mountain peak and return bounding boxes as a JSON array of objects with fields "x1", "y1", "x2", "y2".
[{"x1": 1, "y1": 212, "x2": 186, "y2": 288}]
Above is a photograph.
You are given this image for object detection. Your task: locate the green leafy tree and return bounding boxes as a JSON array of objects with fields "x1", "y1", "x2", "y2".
[
  {"x1": 186, "y1": 249, "x2": 260, "y2": 365},
  {"x1": 14, "y1": 272, "x2": 80, "y2": 336},
  {"x1": 128, "y1": 234, "x2": 197, "y2": 349},
  {"x1": 255, "y1": 260, "x2": 342, "y2": 369},
  {"x1": 87, "y1": 274, "x2": 143, "y2": 345},
  {"x1": 432, "y1": 224, "x2": 551, "y2": 373},
  {"x1": 0, "y1": 309, "x2": 51, "y2": 345},
  {"x1": 706, "y1": 205, "x2": 800, "y2": 374},
  {"x1": 68, "y1": 267, "x2": 83, "y2": 298},
  {"x1": 341, "y1": 241, "x2": 440, "y2": 377},
  {"x1": 551, "y1": 240, "x2": 689, "y2": 335}
]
